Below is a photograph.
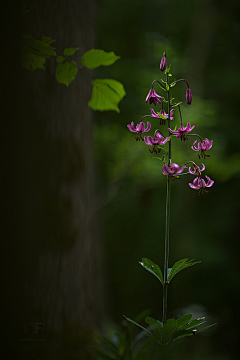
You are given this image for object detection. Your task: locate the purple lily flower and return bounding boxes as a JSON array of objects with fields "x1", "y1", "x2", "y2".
[
  {"x1": 169, "y1": 122, "x2": 195, "y2": 141},
  {"x1": 144, "y1": 132, "x2": 169, "y2": 153},
  {"x1": 191, "y1": 138, "x2": 213, "y2": 158},
  {"x1": 189, "y1": 175, "x2": 214, "y2": 191},
  {"x1": 162, "y1": 163, "x2": 186, "y2": 176},
  {"x1": 150, "y1": 108, "x2": 174, "y2": 125},
  {"x1": 127, "y1": 121, "x2": 151, "y2": 141},
  {"x1": 160, "y1": 52, "x2": 167, "y2": 72},
  {"x1": 145, "y1": 89, "x2": 162, "y2": 105},
  {"x1": 189, "y1": 163, "x2": 205, "y2": 176}
]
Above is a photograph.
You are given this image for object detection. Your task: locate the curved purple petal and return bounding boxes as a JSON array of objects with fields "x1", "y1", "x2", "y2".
[
  {"x1": 127, "y1": 122, "x2": 137, "y2": 132},
  {"x1": 144, "y1": 136, "x2": 154, "y2": 146},
  {"x1": 150, "y1": 108, "x2": 160, "y2": 118},
  {"x1": 162, "y1": 164, "x2": 173, "y2": 175},
  {"x1": 202, "y1": 138, "x2": 213, "y2": 151},
  {"x1": 185, "y1": 122, "x2": 195, "y2": 132},
  {"x1": 145, "y1": 121, "x2": 151, "y2": 132},
  {"x1": 200, "y1": 163, "x2": 205, "y2": 172},
  {"x1": 191, "y1": 140, "x2": 200, "y2": 151},
  {"x1": 205, "y1": 175, "x2": 214, "y2": 188},
  {"x1": 168, "y1": 128, "x2": 178, "y2": 134}
]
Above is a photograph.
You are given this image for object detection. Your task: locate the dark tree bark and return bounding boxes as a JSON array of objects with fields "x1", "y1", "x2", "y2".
[{"x1": 1, "y1": 1, "x2": 100, "y2": 359}]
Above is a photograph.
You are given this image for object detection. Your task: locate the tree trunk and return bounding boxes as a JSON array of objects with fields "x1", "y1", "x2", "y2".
[{"x1": 1, "y1": 1, "x2": 100, "y2": 359}]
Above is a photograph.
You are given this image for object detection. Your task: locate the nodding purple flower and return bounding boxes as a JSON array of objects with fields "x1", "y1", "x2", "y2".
[
  {"x1": 191, "y1": 138, "x2": 213, "y2": 159},
  {"x1": 127, "y1": 121, "x2": 151, "y2": 141},
  {"x1": 144, "y1": 132, "x2": 169, "y2": 153},
  {"x1": 145, "y1": 89, "x2": 162, "y2": 105},
  {"x1": 150, "y1": 108, "x2": 174, "y2": 125},
  {"x1": 186, "y1": 88, "x2": 192, "y2": 105},
  {"x1": 189, "y1": 163, "x2": 205, "y2": 176},
  {"x1": 189, "y1": 175, "x2": 214, "y2": 192},
  {"x1": 162, "y1": 163, "x2": 186, "y2": 176},
  {"x1": 160, "y1": 52, "x2": 167, "y2": 72},
  {"x1": 169, "y1": 122, "x2": 195, "y2": 141}
]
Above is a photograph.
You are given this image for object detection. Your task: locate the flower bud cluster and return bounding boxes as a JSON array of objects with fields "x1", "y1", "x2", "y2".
[{"x1": 127, "y1": 53, "x2": 214, "y2": 193}]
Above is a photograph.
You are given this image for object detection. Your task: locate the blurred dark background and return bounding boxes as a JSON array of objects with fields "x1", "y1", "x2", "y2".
[{"x1": 1, "y1": 0, "x2": 240, "y2": 359}]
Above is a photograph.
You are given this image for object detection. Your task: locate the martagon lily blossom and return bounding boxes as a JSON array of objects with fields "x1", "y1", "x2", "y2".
[
  {"x1": 191, "y1": 138, "x2": 213, "y2": 158},
  {"x1": 169, "y1": 122, "x2": 195, "y2": 141},
  {"x1": 189, "y1": 175, "x2": 214, "y2": 191},
  {"x1": 151, "y1": 108, "x2": 174, "y2": 125},
  {"x1": 189, "y1": 163, "x2": 205, "y2": 176},
  {"x1": 145, "y1": 88, "x2": 162, "y2": 105},
  {"x1": 162, "y1": 163, "x2": 186, "y2": 176},
  {"x1": 127, "y1": 121, "x2": 151, "y2": 140},
  {"x1": 144, "y1": 132, "x2": 169, "y2": 153}
]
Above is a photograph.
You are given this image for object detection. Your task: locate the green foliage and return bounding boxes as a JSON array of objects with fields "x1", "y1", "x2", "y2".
[
  {"x1": 21, "y1": 34, "x2": 56, "y2": 70},
  {"x1": 139, "y1": 258, "x2": 199, "y2": 286},
  {"x1": 88, "y1": 79, "x2": 126, "y2": 113},
  {"x1": 55, "y1": 61, "x2": 78, "y2": 87},
  {"x1": 81, "y1": 49, "x2": 120, "y2": 69},
  {"x1": 123, "y1": 313, "x2": 216, "y2": 348},
  {"x1": 167, "y1": 259, "x2": 200, "y2": 283},
  {"x1": 21, "y1": 35, "x2": 125, "y2": 112},
  {"x1": 139, "y1": 258, "x2": 164, "y2": 286},
  {"x1": 63, "y1": 47, "x2": 79, "y2": 56}
]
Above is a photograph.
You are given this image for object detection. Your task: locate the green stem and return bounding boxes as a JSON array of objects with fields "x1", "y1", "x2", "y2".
[{"x1": 162, "y1": 72, "x2": 171, "y2": 325}]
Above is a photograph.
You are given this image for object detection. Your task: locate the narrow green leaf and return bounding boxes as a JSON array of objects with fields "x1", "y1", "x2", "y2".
[
  {"x1": 171, "y1": 329, "x2": 194, "y2": 342},
  {"x1": 167, "y1": 258, "x2": 200, "y2": 283},
  {"x1": 81, "y1": 49, "x2": 120, "y2": 69},
  {"x1": 123, "y1": 315, "x2": 152, "y2": 336},
  {"x1": 170, "y1": 82, "x2": 176, "y2": 87},
  {"x1": 88, "y1": 78, "x2": 125, "y2": 112},
  {"x1": 197, "y1": 323, "x2": 217, "y2": 332},
  {"x1": 157, "y1": 112, "x2": 167, "y2": 120},
  {"x1": 145, "y1": 317, "x2": 163, "y2": 338},
  {"x1": 184, "y1": 317, "x2": 206, "y2": 330},
  {"x1": 166, "y1": 83, "x2": 169, "y2": 91},
  {"x1": 162, "y1": 318, "x2": 178, "y2": 345},
  {"x1": 139, "y1": 258, "x2": 164, "y2": 286},
  {"x1": 176, "y1": 314, "x2": 192, "y2": 327},
  {"x1": 57, "y1": 55, "x2": 65, "y2": 63},
  {"x1": 63, "y1": 47, "x2": 79, "y2": 56},
  {"x1": 55, "y1": 61, "x2": 78, "y2": 86}
]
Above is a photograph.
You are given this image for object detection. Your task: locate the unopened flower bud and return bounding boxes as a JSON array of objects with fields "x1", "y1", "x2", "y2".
[
  {"x1": 186, "y1": 88, "x2": 192, "y2": 105},
  {"x1": 160, "y1": 52, "x2": 167, "y2": 72}
]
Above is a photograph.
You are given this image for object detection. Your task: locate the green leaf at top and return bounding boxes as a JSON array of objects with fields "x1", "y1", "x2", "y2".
[
  {"x1": 21, "y1": 34, "x2": 56, "y2": 71},
  {"x1": 42, "y1": 35, "x2": 55, "y2": 45},
  {"x1": 57, "y1": 55, "x2": 65, "y2": 63},
  {"x1": 81, "y1": 49, "x2": 120, "y2": 69},
  {"x1": 55, "y1": 61, "x2": 78, "y2": 86},
  {"x1": 167, "y1": 258, "x2": 200, "y2": 283},
  {"x1": 88, "y1": 78, "x2": 125, "y2": 112},
  {"x1": 139, "y1": 258, "x2": 164, "y2": 286},
  {"x1": 63, "y1": 47, "x2": 79, "y2": 56}
]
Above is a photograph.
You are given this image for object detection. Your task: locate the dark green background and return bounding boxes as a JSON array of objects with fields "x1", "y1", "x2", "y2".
[{"x1": 93, "y1": 0, "x2": 240, "y2": 359}]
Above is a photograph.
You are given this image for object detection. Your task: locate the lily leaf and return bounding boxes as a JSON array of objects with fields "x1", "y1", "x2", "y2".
[
  {"x1": 139, "y1": 258, "x2": 164, "y2": 286},
  {"x1": 123, "y1": 315, "x2": 151, "y2": 336},
  {"x1": 167, "y1": 258, "x2": 200, "y2": 283}
]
